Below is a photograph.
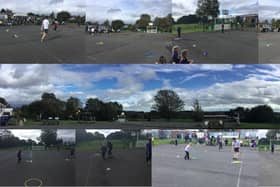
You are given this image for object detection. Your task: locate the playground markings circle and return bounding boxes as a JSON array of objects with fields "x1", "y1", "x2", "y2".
[
  {"x1": 106, "y1": 167, "x2": 111, "y2": 171},
  {"x1": 24, "y1": 178, "x2": 43, "y2": 187}
]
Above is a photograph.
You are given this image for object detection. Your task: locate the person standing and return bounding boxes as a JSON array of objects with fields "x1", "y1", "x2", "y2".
[
  {"x1": 41, "y1": 16, "x2": 50, "y2": 43},
  {"x1": 232, "y1": 138, "x2": 240, "y2": 160},
  {"x1": 101, "y1": 144, "x2": 107, "y2": 160},
  {"x1": 221, "y1": 23, "x2": 225, "y2": 33},
  {"x1": 218, "y1": 137, "x2": 223, "y2": 151},
  {"x1": 177, "y1": 26, "x2": 181, "y2": 38},
  {"x1": 146, "y1": 139, "x2": 152, "y2": 164},
  {"x1": 17, "y1": 150, "x2": 22, "y2": 164},
  {"x1": 271, "y1": 143, "x2": 275, "y2": 154},
  {"x1": 107, "y1": 141, "x2": 113, "y2": 158}
]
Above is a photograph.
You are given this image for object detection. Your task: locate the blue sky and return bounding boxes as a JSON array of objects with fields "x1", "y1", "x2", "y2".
[{"x1": 1, "y1": 64, "x2": 280, "y2": 112}]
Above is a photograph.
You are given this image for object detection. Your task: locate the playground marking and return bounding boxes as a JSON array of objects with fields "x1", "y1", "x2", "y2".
[
  {"x1": 24, "y1": 178, "x2": 43, "y2": 187},
  {"x1": 96, "y1": 41, "x2": 104, "y2": 45},
  {"x1": 236, "y1": 161, "x2": 243, "y2": 187},
  {"x1": 232, "y1": 160, "x2": 242, "y2": 164},
  {"x1": 106, "y1": 167, "x2": 111, "y2": 171}
]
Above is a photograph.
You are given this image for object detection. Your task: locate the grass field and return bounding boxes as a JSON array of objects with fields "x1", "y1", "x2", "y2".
[
  {"x1": 172, "y1": 23, "x2": 212, "y2": 34},
  {"x1": 76, "y1": 140, "x2": 135, "y2": 151},
  {"x1": 153, "y1": 138, "x2": 186, "y2": 145}
]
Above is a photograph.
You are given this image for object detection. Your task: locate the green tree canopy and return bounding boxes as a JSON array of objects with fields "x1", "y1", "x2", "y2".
[
  {"x1": 112, "y1": 19, "x2": 125, "y2": 30},
  {"x1": 135, "y1": 14, "x2": 151, "y2": 29},
  {"x1": 196, "y1": 0, "x2": 220, "y2": 19},
  {"x1": 57, "y1": 11, "x2": 71, "y2": 22},
  {"x1": 152, "y1": 90, "x2": 185, "y2": 120},
  {"x1": 40, "y1": 129, "x2": 58, "y2": 147}
]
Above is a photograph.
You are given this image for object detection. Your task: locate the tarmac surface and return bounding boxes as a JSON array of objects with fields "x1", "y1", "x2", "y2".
[
  {"x1": 0, "y1": 26, "x2": 263, "y2": 64},
  {"x1": 0, "y1": 25, "x2": 85, "y2": 63},
  {"x1": 172, "y1": 30, "x2": 258, "y2": 64},
  {"x1": 0, "y1": 149, "x2": 75, "y2": 186},
  {"x1": 259, "y1": 152, "x2": 280, "y2": 186},
  {"x1": 75, "y1": 148, "x2": 151, "y2": 186},
  {"x1": 87, "y1": 32, "x2": 172, "y2": 63},
  {"x1": 259, "y1": 32, "x2": 280, "y2": 63},
  {"x1": 153, "y1": 144, "x2": 260, "y2": 187}
]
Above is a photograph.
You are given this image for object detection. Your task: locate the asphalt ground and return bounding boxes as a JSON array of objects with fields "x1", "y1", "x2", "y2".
[
  {"x1": 87, "y1": 32, "x2": 172, "y2": 63},
  {"x1": 153, "y1": 144, "x2": 260, "y2": 187},
  {"x1": 0, "y1": 149, "x2": 75, "y2": 186},
  {"x1": 259, "y1": 32, "x2": 280, "y2": 64},
  {"x1": 259, "y1": 151, "x2": 280, "y2": 186},
  {"x1": 172, "y1": 30, "x2": 258, "y2": 64},
  {"x1": 0, "y1": 25, "x2": 85, "y2": 63},
  {"x1": 75, "y1": 148, "x2": 151, "y2": 186}
]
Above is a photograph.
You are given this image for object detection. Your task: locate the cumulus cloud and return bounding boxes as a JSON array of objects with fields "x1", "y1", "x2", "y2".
[
  {"x1": 0, "y1": 0, "x2": 85, "y2": 15},
  {"x1": 1, "y1": 64, "x2": 280, "y2": 112},
  {"x1": 86, "y1": 0, "x2": 171, "y2": 23},
  {"x1": 172, "y1": 0, "x2": 258, "y2": 20}
]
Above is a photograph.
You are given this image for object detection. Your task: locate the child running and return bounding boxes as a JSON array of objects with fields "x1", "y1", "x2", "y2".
[
  {"x1": 41, "y1": 16, "x2": 49, "y2": 43},
  {"x1": 184, "y1": 142, "x2": 192, "y2": 160}
]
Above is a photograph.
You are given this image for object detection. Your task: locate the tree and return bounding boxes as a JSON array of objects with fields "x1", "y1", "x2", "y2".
[
  {"x1": 196, "y1": 0, "x2": 220, "y2": 20},
  {"x1": 152, "y1": 90, "x2": 185, "y2": 120},
  {"x1": 0, "y1": 97, "x2": 8, "y2": 106},
  {"x1": 40, "y1": 129, "x2": 58, "y2": 147},
  {"x1": 49, "y1": 11, "x2": 55, "y2": 19},
  {"x1": 65, "y1": 97, "x2": 82, "y2": 119},
  {"x1": 266, "y1": 130, "x2": 280, "y2": 140},
  {"x1": 192, "y1": 99, "x2": 204, "y2": 122},
  {"x1": 154, "y1": 14, "x2": 174, "y2": 32},
  {"x1": 135, "y1": 14, "x2": 151, "y2": 29},
  {"x1": 248, "y1": 105, "x2": 274, "y2": 123},
  {"x1": 103, "y1": 20, "x2": 110, "y2": 27},
  {"x1": 111, "y1": 19, "x2": 125, "y2": 30},
  {"x1": 57, "y1": 11, "x2": 71, "y2": 22},
  {"x1": 85, "y1": 98, "x2": 123, "y2": 121},
  {"x1": 177, "y1": 15, "x2": 200, "y2": 24}
]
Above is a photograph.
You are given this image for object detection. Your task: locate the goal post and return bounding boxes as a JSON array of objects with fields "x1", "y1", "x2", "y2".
[
  {"x1": 31, "y1": 145, "x2": 45, "y2": 151},
  {"x1": 146, "y1": 22, "x2": 157, "y2": 33}
]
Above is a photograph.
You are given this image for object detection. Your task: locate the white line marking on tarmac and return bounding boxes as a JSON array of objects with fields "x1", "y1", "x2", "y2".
[{"x1": 236, "y1": 161, "x2": 243, "y2": 187}]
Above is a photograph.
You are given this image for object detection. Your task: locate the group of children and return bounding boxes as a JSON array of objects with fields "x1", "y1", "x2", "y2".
[
  {"x1": 156, "y1": 46, "x2": 194, "y2": 64},
  {"x1": 175, "y1": 137, "x2": 242, "y2": 161}
]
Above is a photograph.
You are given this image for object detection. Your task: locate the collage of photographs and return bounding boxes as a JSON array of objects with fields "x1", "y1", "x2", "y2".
[{"x1": 0, "y1": 0, "x2": 280, "y2": 187}]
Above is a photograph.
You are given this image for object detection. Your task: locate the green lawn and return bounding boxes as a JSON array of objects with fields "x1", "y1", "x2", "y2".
[
  {"x1": 76, "y1": 140, "x2": 134, "y2": 151},
  {"x1": 153, "y1": 138, "x2": 186, "y2": 145},
  {"x1": 172, "y1": 24, "x2": 212, "y2": 34},
  {"x1": 0, "y1": 146, "x2": 30, "y2": 151}
]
